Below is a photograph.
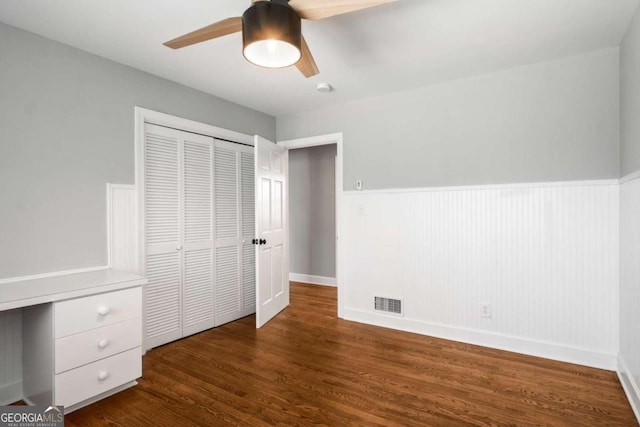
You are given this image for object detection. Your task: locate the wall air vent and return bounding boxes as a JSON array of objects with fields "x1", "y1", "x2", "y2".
[{"x1": 374, "y1": 296, "x2": 403, "y2": 315}]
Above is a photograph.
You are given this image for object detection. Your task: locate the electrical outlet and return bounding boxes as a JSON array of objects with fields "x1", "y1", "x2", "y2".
[
  {"x1": 356, "y1": 179, "x2": 363, "y2": 191},
  {"x1": 480, "y1": 303, "x2": 491, "y2": 318}
]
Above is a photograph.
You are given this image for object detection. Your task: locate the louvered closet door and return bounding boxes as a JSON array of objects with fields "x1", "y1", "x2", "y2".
[
  {"x1": 214, "y1": 141, "x2": 256, "y2": 326},
  {"x1": 182, "y1": 132, "x2": 215, "y2": 337},
  {"x1": 240, "y1": 150, "x2": 256, "y2": 315},
  {"x1": 144, "y1": 124, "x2": 183, "y2": 349}
]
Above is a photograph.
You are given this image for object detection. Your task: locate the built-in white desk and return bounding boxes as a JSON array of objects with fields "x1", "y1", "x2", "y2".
[{"x1": 0, "y1": 270, "x2": 147, "y2": 412}]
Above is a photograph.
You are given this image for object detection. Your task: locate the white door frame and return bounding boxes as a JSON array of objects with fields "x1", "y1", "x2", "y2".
[{"x1": 277, "y1": 133, "x2": 344, "y2": 318}]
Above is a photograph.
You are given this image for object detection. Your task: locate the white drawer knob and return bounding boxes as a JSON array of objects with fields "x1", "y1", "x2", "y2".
[
  {"x1": 98, "y1": 339, "x2": 109, "y2": 349},
  {"x1": 97, "y1": 305, "x2": 110, "y2": 316},
  {"x1": 98, "y1": 371, "x2": 109, "y2": 381}
]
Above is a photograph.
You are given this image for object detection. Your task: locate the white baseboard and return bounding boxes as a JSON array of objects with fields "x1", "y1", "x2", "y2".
[
  {"x1": 289, "y1": 273, "x2": 336, "y2": 287},
  {"x1": 343, "y1": 307, "x2": 617, "y2": 370},
  {"x1": 618, "y1": 356, "x2": 640, "y2": 424},
  {"x1": 0, "y1": 380, "x2": 23, "y2": 405}
]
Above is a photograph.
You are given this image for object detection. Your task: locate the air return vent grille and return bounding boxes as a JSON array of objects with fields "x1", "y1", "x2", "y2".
[{"x1": 374, "y1": 297, "x2": 402, "y2": 315}]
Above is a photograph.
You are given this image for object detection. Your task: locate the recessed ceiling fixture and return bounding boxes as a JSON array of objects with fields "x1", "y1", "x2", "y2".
[{"x1": 163, "y1": 0, "x2": 397, "y2": 78}]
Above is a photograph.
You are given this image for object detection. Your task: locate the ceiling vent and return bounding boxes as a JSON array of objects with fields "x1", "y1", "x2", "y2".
[{"x1": 374, "y1": 296, "x2": 402, "y2": 315}]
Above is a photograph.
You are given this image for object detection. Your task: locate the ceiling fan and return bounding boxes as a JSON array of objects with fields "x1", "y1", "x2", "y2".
[{"x1": 163, "y1": 0, "x2": 397, "y2": 78}]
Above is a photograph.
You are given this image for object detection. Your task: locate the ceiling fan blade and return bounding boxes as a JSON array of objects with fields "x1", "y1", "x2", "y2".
[
  {"x1": 164, "y1": 17, "x2": 242, "y2": 49},
  {"x1": 296, "y1": 35, "x2": 319, "y2": 78},
  {"x1": 289, "y1": 0, "x2": 397, "y2": 20}
]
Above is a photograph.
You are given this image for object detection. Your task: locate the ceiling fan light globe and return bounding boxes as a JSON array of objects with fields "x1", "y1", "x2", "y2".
[
  {"x1": 244, "y1": 40, "x2": 301, "y2": 68},
  {"x1": 242, "y1": 1, "x2": 302, "y2": 69}
]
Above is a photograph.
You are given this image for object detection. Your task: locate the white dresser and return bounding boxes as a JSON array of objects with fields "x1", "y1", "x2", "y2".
[{"x1": 0, "y1": 270, "x2": 146, "y2": 412}]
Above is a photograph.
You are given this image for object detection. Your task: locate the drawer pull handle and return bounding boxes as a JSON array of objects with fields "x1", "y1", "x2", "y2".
[
  {"x1": 98, "y1": 371, "x2": 109, "y2": 381},
  {"x1": 97, "y1": 305, "x2": 110, "y2": 316},
  {"x1": 98, "y1": 339, "x2": 109, "y2": 349}
]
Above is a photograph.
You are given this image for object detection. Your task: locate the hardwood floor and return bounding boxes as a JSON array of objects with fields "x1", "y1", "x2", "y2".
[{"x1": 66, "y1": 282, "x2": 637, "y2": 427}]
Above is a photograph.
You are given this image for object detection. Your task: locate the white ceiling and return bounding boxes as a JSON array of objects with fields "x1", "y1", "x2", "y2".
[{"x1": 0, "y1": 0, "x2": 638, "y2": 117}]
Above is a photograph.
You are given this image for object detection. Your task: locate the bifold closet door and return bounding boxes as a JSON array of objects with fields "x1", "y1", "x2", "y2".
[
  {"x1": 143, "y1": 123, "x2": 214, "y2": 349},
  {"x1": 240, "y1": 150, "x2": 256, "y2": 317},
  {"x1": 214, "y1": 141, "x2": 256, "y2": 326},
  {"x1": 181, "y1": 132, "x2": 215, "y2": 337},
  {"x1": 144, "y1": 124, "x2": 183, "y2": 349}
]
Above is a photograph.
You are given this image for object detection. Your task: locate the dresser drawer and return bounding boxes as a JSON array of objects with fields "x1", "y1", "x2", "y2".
[
  {"x1": 54, "y1": 287, "x2": 141, "y2": 338},
  {"x1": 54, "y1": 347, "x2": 141, "y2": 408},
  {"x1": 55, "y1": 317, "x2": 142, "y2": 374}
]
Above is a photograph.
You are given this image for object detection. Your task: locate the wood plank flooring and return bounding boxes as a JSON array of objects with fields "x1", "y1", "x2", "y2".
[{"x1": 66, "y1": 282, "x2": 637, "y2": 426}]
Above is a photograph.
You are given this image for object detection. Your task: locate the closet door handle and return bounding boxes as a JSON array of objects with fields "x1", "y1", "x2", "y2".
[{"x1": 176, "y1": 245, "x2": 182, "y2": 251}]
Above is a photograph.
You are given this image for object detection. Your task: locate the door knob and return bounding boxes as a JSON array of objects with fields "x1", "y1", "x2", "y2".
[{"x1": 259, "y1": 239, "x2": 266, "y2": 245}]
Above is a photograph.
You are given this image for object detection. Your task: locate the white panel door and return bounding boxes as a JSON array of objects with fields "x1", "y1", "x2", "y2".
[
  {"x1": 143, "y1": 124, "x2": 182, "y2": 348},
  {"x1": 255, "y1": 135, "x2": 289, "y2": 328},
  {"x1": 181, "y1": 132, "x2": 215, "y2": 337}
]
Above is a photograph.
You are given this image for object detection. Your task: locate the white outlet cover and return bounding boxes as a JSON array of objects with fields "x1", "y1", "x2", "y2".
[
  {"x1": 480, "y1": 303, "x2": 492, "y2": 318},
  {"x1": 356, "y1": 180, "x2": 363, "y2": 191}
]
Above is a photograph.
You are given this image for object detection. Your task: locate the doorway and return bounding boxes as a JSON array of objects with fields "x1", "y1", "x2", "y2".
[
  {"x1": 289, "y1": 144, "x2": 336, "y2": 285},
  {"x1": 278, "y1": 134, "x2": 344, "y2": 318}
]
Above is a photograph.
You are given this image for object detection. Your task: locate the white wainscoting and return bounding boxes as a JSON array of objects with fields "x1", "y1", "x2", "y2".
[
  {"x1": 342, "y1": 180, "x2": 619, "y2": 369},
  {"x1": 107, "y1": 184, "x2": 139, "y2": 273},
  {"x1": 289, "y1": 273, "x2": 336, "y2": 287},
  {"x1": 0, "y1": 310, "x2": 23, "y2": 405},
  {"x1": 618, "y1": 171, "x2": 640, "y2": 422}
]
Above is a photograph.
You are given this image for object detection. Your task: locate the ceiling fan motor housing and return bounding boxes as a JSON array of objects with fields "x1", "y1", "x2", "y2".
[{"x1": 242, "y1": 1, "x2": 302, "y2": 68}]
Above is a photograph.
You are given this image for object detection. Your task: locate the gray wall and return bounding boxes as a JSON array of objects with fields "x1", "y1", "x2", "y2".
[
  {"x1": 0, "y1": 23, "x2": 275, "y2": 279},
  {"x1": 289, "y1": 144, "x2": 336, "y2": 279},
  {"x1": 621, "y1": 4, "x2": 640, "y2": 175},
  {"x1": 277, "y1": 48, "x2": 620, "y2": 190}
]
